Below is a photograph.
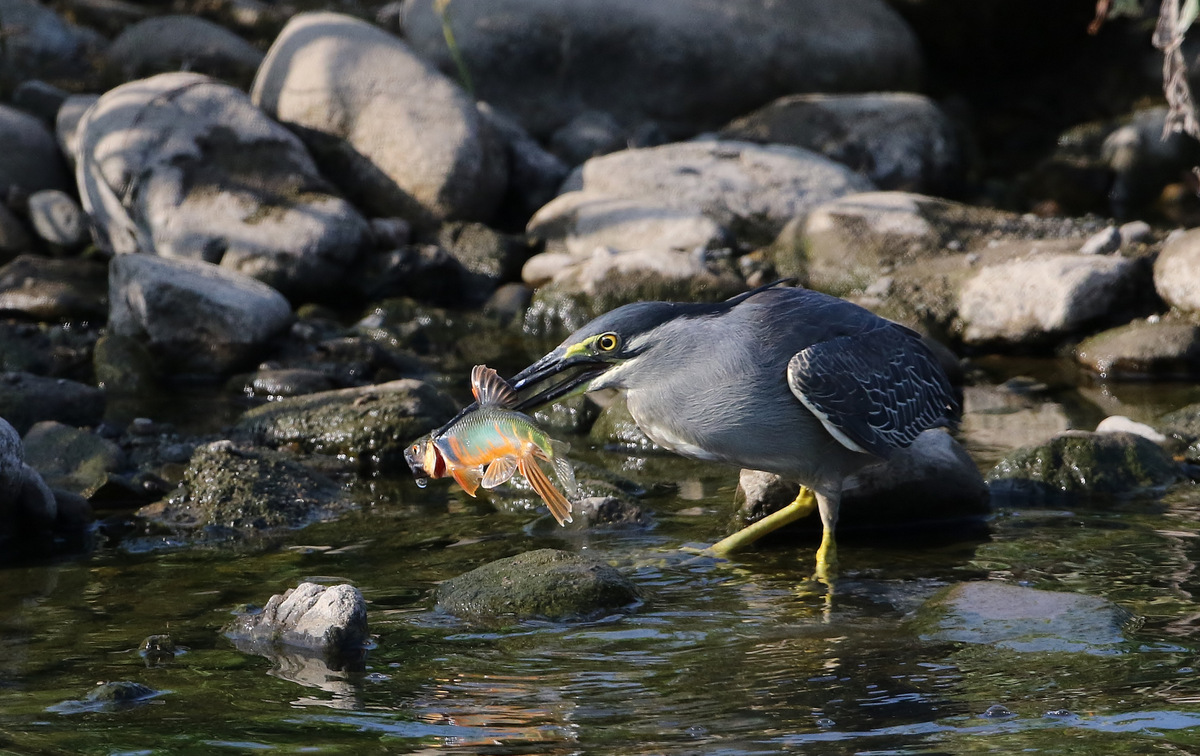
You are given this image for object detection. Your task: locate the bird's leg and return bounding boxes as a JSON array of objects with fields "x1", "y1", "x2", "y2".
[
  {"x1": 813, "y1": 490, "x2": 840, "y2": 585},
  {"x1": 707, "y1": 486, "x2": 818, "y2": 557}
]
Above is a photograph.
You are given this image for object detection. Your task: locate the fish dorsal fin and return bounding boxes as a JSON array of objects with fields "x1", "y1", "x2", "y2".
[{"x1": 471, "y1": 365, "x2": 519, "y2": 408}]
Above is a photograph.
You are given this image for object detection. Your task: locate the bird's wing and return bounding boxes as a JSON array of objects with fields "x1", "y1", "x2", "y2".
[{"x1": 786, "y1": 325, "x2": 958, "y2": 458}]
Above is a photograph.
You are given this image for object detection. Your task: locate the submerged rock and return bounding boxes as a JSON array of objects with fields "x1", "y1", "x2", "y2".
[
  {"x1": 226, "y1": 582, "x2": 368, "y2": 654},
  {"x1": 986, "y1": 431, "x2": 1183, "y2": 501},
  {"x1": 436, "y1": 549, "x2": 640, "y2": 626},
  {"x1": 913, "y1": 581, "x2": 1134, "y2": 654}
]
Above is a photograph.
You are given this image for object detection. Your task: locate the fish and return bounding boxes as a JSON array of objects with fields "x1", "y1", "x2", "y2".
[{"x1": 404, "y1": 365, "x2": 578, "y2": 525}]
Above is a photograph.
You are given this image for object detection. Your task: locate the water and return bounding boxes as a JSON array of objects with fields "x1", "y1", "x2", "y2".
[{"x1": 5, "y1": 360, "x2": 1200, "y2": 755}]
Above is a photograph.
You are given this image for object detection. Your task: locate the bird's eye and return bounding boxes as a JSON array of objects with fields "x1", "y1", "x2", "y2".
[{"x1": 596, "y1": 333, "x2": 620, "y2": 352}]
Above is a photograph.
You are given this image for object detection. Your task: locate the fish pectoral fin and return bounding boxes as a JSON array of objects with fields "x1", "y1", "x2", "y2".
[
  {"x1": 519, "y1": 457, "x2": 573, "y2": 526},
  {"x1": 470, "y1": 365, "x2": 518, "y2": 408},
  {"x1": 481, "y1": 456, "x2": 519, "y2": 489},
  {"x1": 450, "y1": 465, "x2": 484, "y2": 497}
]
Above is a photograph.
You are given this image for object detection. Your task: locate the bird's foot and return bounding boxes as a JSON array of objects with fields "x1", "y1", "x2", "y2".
[{"x1": 704, "y1": 486, "x2": 818, "y2": 557}]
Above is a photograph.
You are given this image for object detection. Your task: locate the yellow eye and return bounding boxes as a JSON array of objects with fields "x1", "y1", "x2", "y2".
[{"x1": 596, "y1": 333, "x2": 619, "y2": 352}]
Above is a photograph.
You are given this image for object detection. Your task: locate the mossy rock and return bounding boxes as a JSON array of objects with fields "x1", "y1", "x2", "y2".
[
  {"x1": 22, "y1": 420, "x2": 125, "y2": 498},
  {"x1": 986, "y1": 430, "x2": 1182, "y2": 501},
  {"x1": 93, "y1": 331, "x2": 159, "y2": 393},
  {"x1": 236, "y1": 379, "x2": 457, "y2": 469},
  {"x1": 1156, "y1": 403, "x2": 1200, "y2": 461},
  {"x1": 435, "y1": 548, "x2": 640, "y2": 626}
]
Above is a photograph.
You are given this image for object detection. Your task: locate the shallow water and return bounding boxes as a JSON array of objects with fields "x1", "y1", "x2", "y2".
[{"x1": 6, "y1": 361, "x2": 1200, "y2": 755}]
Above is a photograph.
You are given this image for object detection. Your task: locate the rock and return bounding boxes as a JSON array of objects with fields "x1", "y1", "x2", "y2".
[
  {"x1": 23, "y1": 421, "x2": 126, "y2": 498},
  {"x1": 0, "y1": 414, "x2": 61, "y2": 550},
  {"x1": 1157, "y1": 403, "x2": 1200, "y2": 461},
  {"x1": 1078, "y1": 225, "x2": 1120, "y2": 255},
  {"x1": 986, "y1": 431, "x2": 1183, "y2": 501},
  {"x1": 356, "y1": 245, "x2": 469, "y2": 305},
  {"x1": 55, "y1": 95, "x2": 98, "y2": 171},
  {"x1": 0, "y1": 204, "x2": 33, "y2": 258},
  {"x1": 435, "y1": 548, "x2": 640, "y2": 626},
  {"x1": 236, "y1": 379, "x2": 457, "y2": 469},
  {"x1": 1101, "y1": 107, "x2": 1200, "y2": 219},
  {"x1": 566, "y1": 495, "x2": 650, "y2": 529},
  {"x1": 108, "y1": 254, "x2": 293, "y2": 375},
  {"x1": 549, "y1": 110, "x2": 627, "y2": 166},
  {"x1": 1076, "y1": 317, "x2": 1200, "y2": 379},
  {"x1": 738, "y1": 430, "x2": 989, "y2": 533},
  {"x1": 105, "y1": 16, "x2": 265, "y2": 83},
  {"x1": 368, "y1": 217, "x2": 411, "y2": 250},
  {"x1": 225, "y1": 582, "x2": 368, "y2": 653},
  {"x1": 482, "y1": 282, "x2": 533, "y2": 325},
  {"x1": 0, "y1": 372, "x2": 104, "y2": 435},
  {"x1": 0, "y1": 104, "x2": 72, "y2": 199},
  {"x1": 720, "y1": 93, "x2": 963, "y2": 194},
  {"x1": 913, "y1": 581, "x2": 1134, "y2": 654},
  {"x1": 242, "y1": 368, "x2": 335, "y2": 399},
  {"x1": 958, "y1": 254, "x2": 1141, "y2": 346},
  {"x1": 437, "y1": 221, "x2": 531, "y2": 304},
  {"x1": 0, "y1": 255, "x2": 108, "y2": 321},
  {"x1": 398, "y1": 0, "x2": 921, "y2": 138},
  {"x1": 532, "y1": 394, "x2": 600, "y2": 436},
  {"x1": 92, "y1": 332, "x2": 158, "y2": 393},
  {"x1": 1155, "y1": 228, "x2": 1200, "y2": 314},
  {"x1": 1096, "y1": 416, "x2": 1168, "y2": 445},
  {"x1": 0, "y1": 0, "x2": 101, "y2": 82},
  {"x1": 1119, "y1": 220, "x2": 1153, "y2": 246},
  {"x1": 12, "y1": 81, "x2": 70, "y2": 124},
  {"x1": 26, "y1": 190, "x2": 88, "y2": 249},
  {"x1": 76, "y1": 72, "x2": 369, "y2": 299},
  {"x1": 140, "y1": 440, "x2": 351, "y2": 532},
  {"x1": 83, "y1": 681, "x2": 160, "y2": 704},
  {"x1": 139, "y1": 634, "x2": 178, "y2": 664},
  {"x1": 476, "y1": 102, "x2": 570, "y2": 223},
  {"x1": 251, "y1": 11, "x2": 507, "y2": 226},
  {"x1": 559, "y1": 140, "x2": 874, "y2": 244},
  {"x1": 588, "y1": 397, "x2": 660, "y2": 453}
]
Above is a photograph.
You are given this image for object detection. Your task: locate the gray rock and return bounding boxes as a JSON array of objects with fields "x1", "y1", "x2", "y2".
[
  {"x1": 913, "y1": 581, "x2": 1134, "y2": 654},
  {"x1": 398, "y1": 0, "x2": 921, "y2": 139},
  {"x1": 92, "y1": 332, "x2": 158, "y2": 394},
  {"x1": 437, "y1": 221, "x2": 530, "y2": 303},
  {"x1": 55, "y1": 95, "x2": 98, "y2": 171},
  {"x1": 0, "y1": 415, "x2": 59, "y2": 544},
  {"x1": 0, "y1": 0, "x2": 101, "y2": 82},
  {"x1": 140, "y1": 440, "x2": 351, "y2": 532},
  {"x1": 549, "y1": 110, "x2": 627, "y2": 166},
  {"x1": 1095, "y1": 415, "x2": 1168, "y2": 444},
  {"x1": 566, "y1": 495, "x2": 650, "y2": 529},
  {"x1": 226, "y1": 582, "x2": 367, "y2": 655},
  {"x1": 959, "y1": 254, "x2": 1140, "y2": 346},
  {"x1": 0, "y1": 255, "x2": 107, "y2": 321},
  {"x1": 1119, "y1": 220, "x2": 1153, "y2": 246},
  {"x1": 82, "y1": 681, "x2": 160, "y2": 704},
  {"x1": 251, "y1": 11, "x2": 507, "y2": 226},
  {"x1": 236, "y1": 379, "x2": 457, "y2": 469},
  {"x1": 105, "y1": 15, "x2": 265, "y2": 83},
  {"x1": 0, "y1": 372, "x2": 104, "y2": 435},
  {"x1": 1155, "y1": 227, "x2": 1200, "y2": 314},
  {"x1": 986, "y1": 431, "x2": 1183, "y2": 501},
  {"x1": 108, "y1": 254, "x2": 293, "y2": 375},
  {"x1": 1076, "y1": 317, "x2": 1200, "y2": 379},
  {"x1": 1078, "y1": 225, "x2": 1120, "y2": 255},
  {"x1": 27, "y1": 190, "x2": 88, "y2": 248},
  {"x1": 12, "y1": 80, "x2": 70, "y2": 124},
  {"x1": 560, "y1": 140, "x2": 874, "y2": 243},
  {"x1": 476, "y1": 102, "x2": 569, "y2": 221},
  {"x1": 0, "y1": 103, "x2": 72, "y2": 198},
  {"x1": 76, "y1": 72, "x2": 369, "y2": 299},
  {"x1": 1101, "y1": 107, "x2": 1200, "y2": 218},
  {"x1": 738, "y1": 430, "x2": 989, "y2": 532},
  {"x1": 435, "y1": 548, "x2": 640, "y2": 626},
  {"x1": 23, "y1": 421, "x2": 125, "y2": 498},
  {"x1": 0, "y1": 203, "x2": 33, "y2": 256},
  {"x1": 244, "y1": 368, "x2": 335, "y2": 399},
  {"x1": 720, "y1": 93, "x2": 963, "y2": 193}
]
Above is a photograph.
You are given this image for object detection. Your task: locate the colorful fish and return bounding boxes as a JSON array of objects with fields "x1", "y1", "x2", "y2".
[{"x1": 405, "y1": 365, "x2": 577, "y2": 525}]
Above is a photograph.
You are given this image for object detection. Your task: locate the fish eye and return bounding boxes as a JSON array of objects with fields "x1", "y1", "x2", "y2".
[{"x1": 596, "y1": 333, "x2": 620, "y2": 352}]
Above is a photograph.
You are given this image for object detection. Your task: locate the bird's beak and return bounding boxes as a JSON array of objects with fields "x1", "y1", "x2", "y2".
[{"x1": 508, "y1": 347, "x2": 610, "y2": 413}]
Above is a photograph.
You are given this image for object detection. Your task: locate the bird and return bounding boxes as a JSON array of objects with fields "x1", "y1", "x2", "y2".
[{"x1": 503, "y1": 280, "x2": 960, "y2": 580}]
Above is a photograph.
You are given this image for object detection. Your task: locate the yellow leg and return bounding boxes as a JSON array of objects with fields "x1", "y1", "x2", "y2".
[
  {"x1": 707, "y1": 487, "x2": 818, "y2": 557},
  {"x1": 813, "y1": 525, "x2": 838, "y2": 585}
]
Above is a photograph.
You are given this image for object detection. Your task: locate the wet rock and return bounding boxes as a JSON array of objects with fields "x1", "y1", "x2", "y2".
[
  {"x1": 139, "y1": 634, "x2": 178, "y2": 665},
  {"x1": 1075, "y1": 317, "x2": 1200, "y2": 379},
  {"x1": 241, "y1": 368, "x2": 335, "y2": 399},
  {"x1": 55, "y1": 95, "x2": 98, "y2": 171},
  {"x1": 549, "y1": 110, "x2": 627, "y2": 166},
  {"x1": 26, "y1": 190, "x2": 87, "y2": 249},
  {"x1": 251, "y1": 11, "x2": 507, "y2": 226},
  {"x1": 958, "y1": 254, "x2": 1141, "y2": 347},
  {"x1": 140, "y1": 440, "x2": 350, "y2": 532},
  {"x1": 720, "y1": 93, "x2": 963, "y2": 194},
  {"x1": 1154, "y1": 228, "x2": 1200, "y2": 314},
  {"x1": 76, "y1": 72, "x2": 369, "y2": 299},
  {"x1": 437, "y1": 221, "x2": 531, "y2": 304},
  {"x1": 0, "y1": 204, "x2": 33, "y2": 258},
  {"x1": 737, "y1": 430, "x2": 989, "y2": 533},
  {"x1": 108, "y1": 254, "x2": 293, "y2": 376},
  {"x1": 0, "y1": 0, "x2": 102, "y2": 83},
  {"x1": 532, "y1": 394, "x2": 600, "y2": 436},
  {"x1": 435, "y1": 548, "x2": 640, "y2": 626},
  {"x1": 355, "y1": 297, "x2": 528, "y2": 371},
  {"x1": 0, "y1": 104, "x2": 72, "y2": 199},
  {"x1": 92, "y1": 332, "x2": 158, "y2": 393},
  {"x1": 225, "y1": 582, "x2": 368, "y2": 654},
  {"x1": 986, "y1": 431, "x2": 1183, "y2": 501},
  {"x1": 0, "y1": 372, "x2": 104, "y2": 435},
  {"x1": 399, "y1": 0, "x2": 921, "y2": 139},
  {"x1": 0, "y1": 255, "x2": 108, "y2": 321},
  {"x1": 236, "y1": 379, "x2": 457, "y2": 469},
  {"x1": 23, "y1": 420, "x2": 125, "y2": 498},
  {"x1": 82, "y1": 681, "x2": 161, "y2": 704},
  {"x1": 567, "y1": 496, "x2": 650, "y2": 529},
  {"x1": 913, "y1": 581, "x2": 1134, "y2": 654},
  {"x1": 105, "y1": 15, "x2": 265, "y2": 84},
  {"x1": 588, "y1": 397, "x2": 661, "y2": 453},
  {"x1": 1157, "y1": 403, "x2": 1200, "y2": 461},
  {"x1": 559, "y1": 140, "x2": 873, "y2": 244},
  {"x1": 476, "y1": 103, "x2": 569, "y2": 222},
  {"x1": 356, "y1": 244, "x2": 468, "y2": 305}
]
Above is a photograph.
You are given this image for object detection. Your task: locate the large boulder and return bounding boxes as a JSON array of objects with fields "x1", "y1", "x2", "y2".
[
  {"x1": 397, "y1": 0, "x2": 922, "y2": 139},
  {"x1": 0, "y1": 104, "x2": 73, "y2": 199},
  {"x1": 251, "y1": 12, "x2": 507, "y2": 226},
  {"x1": 107, "y1": 254, "x2": 294, "y2": 376},
  {"x1": 104, "y1": 16, "x2": 265, "y2": 83},
  {"x1": 76, "y1": 72, "x2": 369, "y2": 299},
  {"x1": 720, "y1": 93, "x2": 964, "y2": 194}
]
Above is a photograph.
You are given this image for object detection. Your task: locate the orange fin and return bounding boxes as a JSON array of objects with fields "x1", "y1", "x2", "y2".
[
  {"x1": 481, "y1": 456, "x2": 519, "y2": 489},
  {"x1": 450, "y1": 465, "x2": 483, "y2": 497},
  {"x1": 519, "y1": 456, "x2": 573, "y2": 526},
  {"x1": 470, "y1": 365, "x2": 518, "y2": 408}
]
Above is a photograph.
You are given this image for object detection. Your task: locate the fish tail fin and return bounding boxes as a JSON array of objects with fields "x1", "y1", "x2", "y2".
[
  {"x1": 520, "y1": 457, "x2": 573, "y2": 526},
  {"x1": 450, "y1": 465, "x2": 483, "y2": 497}
]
